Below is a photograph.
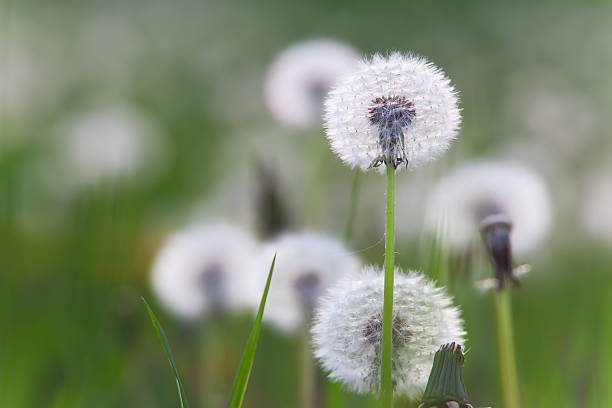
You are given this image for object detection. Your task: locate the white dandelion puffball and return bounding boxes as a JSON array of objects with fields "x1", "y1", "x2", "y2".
[
  {"x1": 264, "y1": 39, "x2": 360, "y2": 128},
  {"x1": 426, "y1": 161, "x2": 552, "y2": 255},
  {"x1": 260, "y1": 231, "x2": 360, "y2": 333},
  {"x1": 324, "y1": 52, "x2": 461, "y2": 171},
  {"x1": 312, "y1": 266, "x2": 465, "y2": 398},
  {"x1": 151, "y1": 222, "x2": 260, "y2": 319},
  {"x1": 581, "y1": 169, "x2": 612, "y2": 245},
  {"x1": 58, "y1": 105, "x2": 164, "y2": 186}
]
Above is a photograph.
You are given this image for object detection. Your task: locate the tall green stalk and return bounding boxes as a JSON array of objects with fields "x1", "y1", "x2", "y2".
[
  {"x1": 380, "y1": 166, "x2": 396, "y2": 407},
  {"x1": 494, "y1": 289, "x2": 521, "y2": 408}
]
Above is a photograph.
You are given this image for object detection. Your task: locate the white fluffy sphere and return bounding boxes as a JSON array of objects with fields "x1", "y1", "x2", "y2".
[
  {"x1": 312, "y1": 266, "x2": 465, "y2": 398},
  {"x1": 151, "y1": 222, "x2": 260, "y2": 319},
  {"x1": 426, "y1": 161, "x2": 552, "y2": 255},
  {"x1": 264, "y1": 39, "x2": 360, "y2": 128},
  {"x1": 324, "y1": 52, "x2": 460, "y2": 172},
  {"x1": 260, "y1": 231, "x2": 360, "y2": 333}
]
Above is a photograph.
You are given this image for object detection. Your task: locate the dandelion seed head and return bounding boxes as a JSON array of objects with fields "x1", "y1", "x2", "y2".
[
  {"x1": 57, "y1": 105, "x2": 165, "y2": 186},
  {"x1": 312, "y1": 266, "x2": 465, "y2": 398},
  {"x1": 151, "y1": 222, "x2": 259, "y2": 320},
  {"x1": 426, "y1": 161, "x2": 552, "y2": 255},
  {"x1": 260, "y1": 231, "x2": 360, "y2": 333},
  {"x1": 324, "y1": 52, "x2": 461, "y2": 172},
  {"x1": 264, "y1": 39, "x2": 360, "y2": 128}
]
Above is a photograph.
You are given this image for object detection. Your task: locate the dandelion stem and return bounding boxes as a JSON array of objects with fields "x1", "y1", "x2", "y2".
[
  {"x1": 343, "y1": 171, "x2": 361, "y2": 244},
  {"x1": 300, "y1": 321, "x2": 315, "y2": 408},
  {"x1": 494, "y1": 288, "x2": 521, "y2": 408},
  {"x1": 380, "y1": 165, "x2": 396, "y2": 407}
]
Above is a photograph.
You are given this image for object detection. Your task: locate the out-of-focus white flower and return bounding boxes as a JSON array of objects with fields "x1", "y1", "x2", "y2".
[
  {"x1": 312, "y1": 266, "x2": 465, "y2": 398},
  {"x1": 324, "y1": 52, "x2": 460, "y2": 172},
  {"x1": 581, "y1": 169, "x2": 612, "y2": 245},
  {"x1": 260, "y1": 231, "x2": 360, "y2": 333},
  {"x1": 57, "y1": 105, "x2": 165, "y2": 186},
  {"x1": 151, "y1": 222, "x2": 260, "y2": 319},
  {"x1": 426, "y1": 161, "x2": 552, "y2": 255},
  {"x1": 264, "y1": 39, "x2": 360, "y2": 128}
]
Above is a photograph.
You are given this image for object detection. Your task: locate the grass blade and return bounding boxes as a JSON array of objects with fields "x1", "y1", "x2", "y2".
[
  {"x1": 227, "y1": 254, "x2": 276, "y2": 408},
  {"x1": 142, "y1": 297, "x2": 190, "y2": 408}
]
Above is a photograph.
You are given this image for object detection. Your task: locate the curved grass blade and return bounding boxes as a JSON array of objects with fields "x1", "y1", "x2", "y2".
[
  {"x1": 227, "y1": 254, "x2": 276, "y2": 408},
  {"x1": 142, "y1": 297, "x2": 190, "y2": 408}
]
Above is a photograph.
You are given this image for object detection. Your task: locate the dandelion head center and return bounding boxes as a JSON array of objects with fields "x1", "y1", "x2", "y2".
[
  {"x1": 367, "y1": 96, "x2": 416, "y2": 169},
  {"x1": 308, "y1": 78, "x2": 330, "y2": 107},
  {"x1": 294, "y1": 270, "x2": 321, "y2": 310},
  {"x1": 368, "y1": 95, "x2": 416, "y2": 129},
  {"x1": 199, "y1": 262, "x2": 226, "y2": 310},
  {"x1": 363, "y1": 313, "x2": 411, "y2": 347}
]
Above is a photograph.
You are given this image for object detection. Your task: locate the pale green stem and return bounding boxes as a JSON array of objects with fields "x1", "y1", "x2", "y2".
[
  {"x1": 343, "y1": 171, "x2": 361, "y2": 244},
  {"x1": 300, "y1": 322, "x2": 315, "y2": 408},
  {"x1": 380, "y1": 166, "x2": 396, "y2": 407},
  {"x1": 494, "y1": 289, "x2": 521, "y2": 408}
]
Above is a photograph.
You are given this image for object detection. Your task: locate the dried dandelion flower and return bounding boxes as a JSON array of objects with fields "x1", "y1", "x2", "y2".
[
  {"x1": 324, "y1": 52, "x2": 460, "y2": 171},
  {"x1": 312, "y1": 266, "x2": 465, "y2": 398},
  {"x1": 264, "y1": 39, "x2": 360, "y2": 128},
  {"x1": 151, "y1": 222, "x2": 260, "y2": 319},
  {"x1": 260, "y1": 231, "x2": 360, "y2": 333}
]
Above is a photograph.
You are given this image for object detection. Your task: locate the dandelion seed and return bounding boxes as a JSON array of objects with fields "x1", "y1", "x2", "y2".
[
  {"x1": 312, "y1": 266, "x2": 465, "y2": 398},
  {"x1": 264, "y1": 39, "x2": 360, "y2": 128},
  {"x1": 324, "y1": 52, "x2": 460, "y2": 171},
  {"x1": 260, "y1": 231, "x2": 360, "y2": 333},
  {"x1": 151, "y1": 222, "x2": 260, "y2": 320}
]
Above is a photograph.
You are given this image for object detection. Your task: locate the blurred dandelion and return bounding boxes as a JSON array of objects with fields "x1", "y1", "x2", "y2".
[
  {"x1": 324, "y1": 52, "x2": 460, "y2": 171},
  {"x1": 151, "y1": 222, "x2": 260, "y2": 320},
  {"x1": 312, "y1": 266, "x2": 465, "y2": 399},
  {"x1": 54, "y1": 105, "x2": 166, "y2": 188},
  {"x1": 264, "y1": 39, "x2": 360, "y2": 128},
  {"x1": 426, "y1": 161, "x2": 552, "y2": 256},
  {"x1": 260, "y1": 231, "x2": 360, "y2": 333}
]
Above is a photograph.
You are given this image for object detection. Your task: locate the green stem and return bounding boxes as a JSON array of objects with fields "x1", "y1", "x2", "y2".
[
  {"x1": 494, "y1": 289, "x2": 521, "y2": 408},
  {"x1": 343, "y1": 171, "x2": 361, "y2": 244},
  {"x1": 300, "y1": 322, "x2": 315, "y2": 408},
  {"x1": 380, "y1": 166, "x2": 396, "y2": 407}
]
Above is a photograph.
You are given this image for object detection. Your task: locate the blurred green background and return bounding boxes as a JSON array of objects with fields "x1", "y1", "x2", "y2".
[{"x1": 2, "y1": 0, "x2": 612, "y2": 407}]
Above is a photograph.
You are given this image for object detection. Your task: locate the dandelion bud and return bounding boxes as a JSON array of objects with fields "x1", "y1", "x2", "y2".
[
  {"x1": 419, "y1": 343, "x2": 471, "y2": 408},
  {"x1": 312, "y1": 266, "x2": 465, "y2": 399},
  {"x1": 324, "y1": 52, "x2": 460, "y2": 172}
]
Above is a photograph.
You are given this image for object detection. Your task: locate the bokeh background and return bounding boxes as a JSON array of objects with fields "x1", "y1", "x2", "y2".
[{"x1": 2, "y1": 0, "x2": 612, "y2": 407}]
